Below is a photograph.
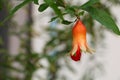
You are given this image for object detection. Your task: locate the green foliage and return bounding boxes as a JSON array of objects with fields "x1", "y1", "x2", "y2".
[
  {"x1": 80, "y1": 0, "x2": 120, "y2": 35},
  {"x1": 49, "y1": 16, "x2": 58, "y2": 22},
  {"x1": 1, "y1": 0, "x2": 120, "y2": 35},
  {"x1": 33, "y1": 0, "x2": 39, "y2": 5},
  {"x1": 80, "y1": 0, "x2": 100, "y2": 8},
  {"x1": 44, "y1": 0, "x2": 64, "y2": 20},
  {"x1": 62, "y1": 20, "x2": 72, "y2": 25},
  {"x1": 54, "y1": 0, "x2": 65, "y2": 7},
  {"x1": 0, "y1": 0, "x2": 32, "y2": 26},
  {"x1": 38, "y1": 0, "x2": 120, "y2": 35},
  {"x1": 65, "y1": 6, "x2": 76, "y2": 16},
  {"x1": 38, "y1": 3, "x2": 49, "y2": 12},
  {"x1": 83, "y1": 6, "x2": 120, "y2": 35},
  {"x1": 10, "y1": 0, "x2": 32, "y2": 14}
]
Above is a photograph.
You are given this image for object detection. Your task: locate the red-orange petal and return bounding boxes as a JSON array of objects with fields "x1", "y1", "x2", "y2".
[{"x1": 70, "y1": 47, "x2": 81, "y2": 61}]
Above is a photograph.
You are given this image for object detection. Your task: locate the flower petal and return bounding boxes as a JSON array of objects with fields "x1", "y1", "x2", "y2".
[
  {"x1": 70, "y1": 45, "x2": 77, "y2": 56},
  {"x1": 86, "y1": 45, "x2": 95, "y2": 54},
  {"x1": 70, "y1": 46, "x2": 81, "y2": 61}
]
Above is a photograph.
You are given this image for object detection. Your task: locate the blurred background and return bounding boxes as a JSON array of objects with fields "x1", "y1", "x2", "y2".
[{"x1": 0, "y1": 0, "x2": 120, "y2": 80}]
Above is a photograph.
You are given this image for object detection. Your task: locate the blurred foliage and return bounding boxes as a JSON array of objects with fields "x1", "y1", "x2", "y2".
[{"x1": 0, "y1": 0, "x2": 120, "y2": 80}]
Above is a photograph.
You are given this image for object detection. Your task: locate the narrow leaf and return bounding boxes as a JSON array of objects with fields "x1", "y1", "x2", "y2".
[
  {"x1": 84, "y1": 6, "x2": 120, "y2": 35},
  {"x1": 49, "y1": 16, "x2": 58, "y2": 22},
  {"x1": 10, "y1": 0, "x2": 32, "y2": 15},
  {"x1": 38, "y1": 3, "x2": 49, "y2": 12},
  {"x1": 62, "y1": 20, "x2": 72, "y2": 25},
  {"x1": 34, "y1": 0, "x2": 39, "y2": 5},
  {"x1": 54, "y1": 0, "x2": 65, "y2": 7},
  {"x1": 0, "y1": 0, "x2": 32, "y2": 25},
  {"x1": 80, "y1": 0, "x2": 99, "y2": 8},
  {"x1": 44, "y1": 0, "x2": 63, "y2": 20}
]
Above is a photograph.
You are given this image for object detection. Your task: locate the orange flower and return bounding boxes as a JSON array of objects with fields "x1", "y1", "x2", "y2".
[{"x1": 70, "y1": 19, "x2": 94, "y2": 61}]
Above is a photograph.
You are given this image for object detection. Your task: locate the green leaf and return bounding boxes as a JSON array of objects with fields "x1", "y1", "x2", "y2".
[
  {"x1": 78, "y1": 11, "x2": 84, "y2": 16},
  {"x1": 54, "y1": 0, "x2": 65, "y2": 7},
  {"x1": 80, "y1": 0, "x2": 99, "y2": 8},
  {"x1": 49, "y1": 16, "x2": 58, "y2": 22},
  {"x1": 44, "y1": 0, "x2": 63, "y2": 20},
  {"x1": 34, "y1": 0, "x2": 39, "y2": 5},
  {"x1": 62, "y1": 20, "x2": 72, "y2": 25},
  {"x1": 0, "y1": 0, "x2": 32, "y2": 26},
  {"x1": 65, "y1": 6, "x2": 75, "y2": 16},
  {"x1": 84, "y1": 6, "x2": 120, "y2": 35},
  {"x1": 38, "y1": 3, "x2": 49, "y2": 12},
  {"x1": 10, "y1": 0, "x2": 32, "y2": 15}
]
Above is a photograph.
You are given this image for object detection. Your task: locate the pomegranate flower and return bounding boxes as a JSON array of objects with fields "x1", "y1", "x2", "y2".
[{"x1": 70, "y1": 19, "x2": 94, "y2": 61}]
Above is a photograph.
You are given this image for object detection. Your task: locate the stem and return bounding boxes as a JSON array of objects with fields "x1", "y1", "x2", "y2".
[{"x1": 24, "y1": 3, "x2": 34, "y2": 80}]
